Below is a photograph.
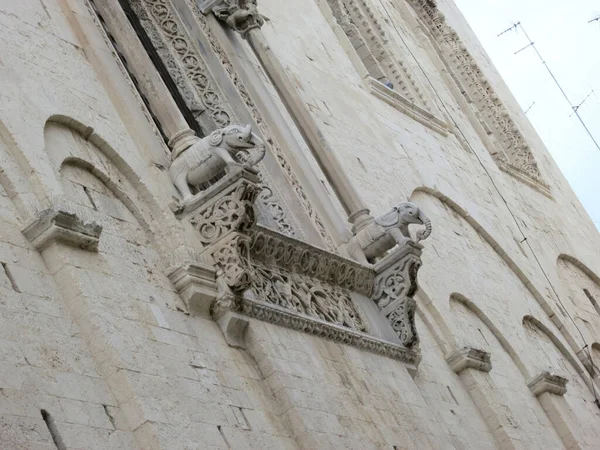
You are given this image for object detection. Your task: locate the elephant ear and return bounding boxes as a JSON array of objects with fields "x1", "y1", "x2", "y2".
[
  {"x1": 208, "y1": 129, "x2": 224, "y2": 147},
  {"x1": 374, "y1": 208, "x2": 399, "y2": 227}
]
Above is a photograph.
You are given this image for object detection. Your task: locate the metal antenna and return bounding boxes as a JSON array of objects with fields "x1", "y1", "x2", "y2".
[
  {"x1": 524, "y1": 102, "x2": 535, "y2": 115},
  {"x1": 570, "y1": 90, "x2": 594, "y2": 117},
  {"x1": 499, "y1": 22, "x2": 600, "y2": 152}
]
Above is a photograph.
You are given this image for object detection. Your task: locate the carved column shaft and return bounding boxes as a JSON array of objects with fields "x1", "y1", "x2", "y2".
[
  {"x1": 244, "y1": 28, "x2": 368, "y2": 222},
  {"x1": 90, "y1": 0, "x2": 196, "y2": 144}
]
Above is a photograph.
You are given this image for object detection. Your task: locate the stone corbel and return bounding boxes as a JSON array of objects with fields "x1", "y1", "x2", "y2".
[
  {"x1": 167, "y1": 262, "x2": 217, "y2": 317},
  {"x1": 22, "y1": 208, "x2": 102, "y2": 252},
  {"x1": 372, "y1": 242, "x2": 423, "y2": 347},
  {"x1": 178, "y1": 167, "x2": 260, "y2": 316},
  {"x1": 446, "y1": 347, "x2": 492, "y2": 374},
  {"x1": 528, "y1": 372, "x2": 568, "y2": 397}
]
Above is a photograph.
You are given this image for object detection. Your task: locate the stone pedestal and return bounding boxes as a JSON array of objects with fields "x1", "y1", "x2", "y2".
[{"x1": 372, "y1": 242, "x2": 423, "y2": 347}]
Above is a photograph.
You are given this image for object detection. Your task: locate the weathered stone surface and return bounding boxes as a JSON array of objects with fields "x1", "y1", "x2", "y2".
[
  {"x1": 22, "y1": 209, "x2": 102, "y2": 252},
  {"x1": 1, "y1": 0, "x2": 600, "y2": 449}
]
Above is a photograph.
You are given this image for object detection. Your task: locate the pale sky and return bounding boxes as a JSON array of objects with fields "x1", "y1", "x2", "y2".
[{"x1": 454, "y1": 0, "x2": 600, "y2": 230}]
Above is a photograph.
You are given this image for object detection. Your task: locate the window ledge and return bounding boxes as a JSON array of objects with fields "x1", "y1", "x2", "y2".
[{"x1": 368, "y1": 77, "x2": 450, "y2": 136}]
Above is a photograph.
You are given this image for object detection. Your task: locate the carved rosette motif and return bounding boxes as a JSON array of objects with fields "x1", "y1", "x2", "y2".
[
  {"x1": 372, "y1": 244, "x2": 422, "y2": 347},
  {"x1": 407, "y1": 0, "x2": 548, "y2": 190},
  {"x1": 248, "y1": 263, "x2": 368, "y2": 333},
  {"x1": 191, "y1": 182, "x2": 259, "y2": 244}
]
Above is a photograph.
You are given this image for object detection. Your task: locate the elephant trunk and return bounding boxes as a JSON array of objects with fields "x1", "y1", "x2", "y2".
[
  {"x1": 243, "y1": 132, "x2": 266, "y2": 166},
  {"x1": 416, "y1": 210, "x2": 432, "y2": 243},
  {"x1": 241, "y1": 124, "x2": 252, "y2": 141}
]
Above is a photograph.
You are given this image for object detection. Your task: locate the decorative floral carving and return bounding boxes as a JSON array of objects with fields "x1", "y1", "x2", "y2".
[
  {"x1": 248, "y1": 263, "x2": 368, "y2": 333},
  {"x1": 211, "y1": 233, "x2": 252, "y2": 291},
  {"x1": 372, "y1": 244, "x2": 423, "y2": 347},
  {"x1": 407, "y1": 0, "x2": 548, "y2": 189},
  {"x1": 131, "y1": 0, "x2": 230, "y2": 128},
  {"x1": 190, "y1": 179, "x2": 260, "y2": 244},
  {"x1": 239, "y1": 298, "x2": 420, "y2": 363},
  {"x1": 249, "y1": 226, "x2": 373, "y2": 296}
]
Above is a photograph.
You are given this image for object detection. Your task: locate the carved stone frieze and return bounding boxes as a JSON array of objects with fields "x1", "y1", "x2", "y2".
[
  {"x1": 176, "y1": 175, "x2": 420, "y2": 363},
  {"x1": 407, "y1": 0, "x2": 549, "y2": 191},
  {"x1": 238, "y1": 297, "x2": 420, "y2": 364},
  {"x1": 528, "y1": 372, "x2": 568, "y2": 397},
  {"x1": 372, "y1": 242, "x2": 423, "y2": 347},
  {"x1": 250, "y1": 226, "x2": 373, "y2": 296},
  {"x1": 325, "y1": 0, "x2": 437, "y2": 115},
  {"x1": 446, "y1": 347, "x2": 492, "y2": 374},
  {"x1": 130, "y1": 0, "x2": 230, "y2": 129},
  {"x1": 247, "y1": 262, "x2": 368, "y2": 333},
  {"x1": 22, "y1": 208, "x2": 103, "y2": 252}
]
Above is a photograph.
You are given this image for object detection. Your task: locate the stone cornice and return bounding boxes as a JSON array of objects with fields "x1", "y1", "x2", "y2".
[
  {"x1": 167, "y1": 262, "x2": 217, "y2": 317},
  {"x1": 22, "y1": 209, "x2": 102, "y2": 252},
  {"x1": 249, "y1": 226, "x2": 374, "y2": 297},
  {"x1": 446, "y1": 347, "x2": 492, "y2": 374},
  {"x1": 528, "y1": 372, "x2": 568, "y2": 397},
  {"x1": 239, "y1": 296, "x2": 420, "y2": 364}
]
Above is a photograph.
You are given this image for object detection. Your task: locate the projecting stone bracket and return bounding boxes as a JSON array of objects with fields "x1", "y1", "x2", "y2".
[
  {"x1": 167, "y1": 263, "x2": 217, "y2": 317},
  {"x1": 528, "y1": 372, "x2": 568, "y2": 397},
  {"x1": 447, "y1": 347, "x2": 492, "y2": 374},
  {"x1": 22, "y1": 208, "x2": 102, "y2": 252}
]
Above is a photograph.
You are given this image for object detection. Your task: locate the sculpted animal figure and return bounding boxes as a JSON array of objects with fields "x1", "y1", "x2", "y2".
[
  {"x1": 344, "y1": 202, "x2": 431, "y2": 265},
  {"x1": 169, "y1": 124, "x2": 265, "y2": 203}
]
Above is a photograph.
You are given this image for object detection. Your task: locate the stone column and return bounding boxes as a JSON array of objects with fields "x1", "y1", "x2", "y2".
[
  {"x1": 199, "y1": 0, "x2": 372, "y2": 229},
  {"x1": 446, "y1": 347, "x2": 521, "y2": 450},
  {"x1": 89, "y1": 0, "x2": 199, "y2": 155},
  {"x1": 528, "y1": 372, "x2": 583, "y2": 450}
]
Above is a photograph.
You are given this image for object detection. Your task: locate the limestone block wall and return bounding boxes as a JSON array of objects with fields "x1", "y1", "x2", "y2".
[{"x1": 0, "y1": 0, "x2": 600, "y2": 449}]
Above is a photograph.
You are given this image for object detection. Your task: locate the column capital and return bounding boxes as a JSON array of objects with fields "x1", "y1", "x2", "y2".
[
  {"x1": 528, "y1": 372, "x2": 568, "y2": 397},
  {"x1": 446, "y1": 347, "x2": 492, "y2": 374}
]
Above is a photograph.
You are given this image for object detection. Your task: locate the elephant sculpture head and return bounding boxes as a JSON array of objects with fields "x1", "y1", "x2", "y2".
[
  {"x1": 375, "y1": 201, "x2": 432, "y2": 243},
  {"x1": 208, "y1": 124, "x2": 266, "y2": 166}
]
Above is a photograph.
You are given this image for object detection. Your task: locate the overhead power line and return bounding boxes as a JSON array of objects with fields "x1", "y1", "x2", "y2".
[{"x1": 499, "y1": 22, "x2": 600, "y2": 153}]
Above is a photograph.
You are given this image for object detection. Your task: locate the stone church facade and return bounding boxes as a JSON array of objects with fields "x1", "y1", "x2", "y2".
[{"x1": 1, "y1": 0, "x2": 600, "y2": 448}]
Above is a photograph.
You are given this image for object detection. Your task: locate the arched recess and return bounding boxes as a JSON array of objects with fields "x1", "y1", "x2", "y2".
[
  {"x1": 412, "y1": 307, "x2": 497, "y2": 449},
  {"x1": 557, "y1": 254, "x2": 600, "y2": 321},
  {"x1": 411, "y1": 186, "x2": 583, "y2": 372},
  {"x1": 447, "y1": 294, "x2": 564, "y2": 449},
  {"x1": 451, "y1": 293, "x2": 529, "y2": 379},
  {"x1": 523, "y1": 315, "x2": 592, "y2": 391},
  {"x1": 523, "y1": 315, "x2": 600, "y2": 447},
  {"x1": 43, "y1": 116, "x2": 188, "y2": 262}
]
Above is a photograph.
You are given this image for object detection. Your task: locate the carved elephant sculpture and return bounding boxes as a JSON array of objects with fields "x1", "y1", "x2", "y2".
[
  {"x1": 169, "y1": 124, "x2": 265, "y2": 203},
  {"x1": 344, "y1": 202, "x2": 431, "y2": 265}
]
